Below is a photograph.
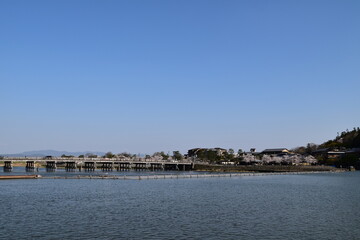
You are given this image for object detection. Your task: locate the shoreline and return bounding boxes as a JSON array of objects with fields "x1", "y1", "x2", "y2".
[
  {"x1": 193, "y1": 164, "x2": 347, "y2": 173},
  {"x1": 3, "y1": 162, "x2": 346, "y2": 171},
  {"x1": 0, "y1": 170, "x2": 348, "y2": 180}
]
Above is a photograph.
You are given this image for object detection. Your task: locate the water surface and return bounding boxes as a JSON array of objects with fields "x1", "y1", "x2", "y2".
[{"x1": 0, "y1": 172, "x2": 359, "y2": 239}]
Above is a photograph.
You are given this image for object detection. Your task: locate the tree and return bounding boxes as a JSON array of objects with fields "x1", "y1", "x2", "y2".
[
  {"x1": 207, "y1": 151, "x2": 220, "y2": 162},
  {"x1": 305, "y1": 143, "x2": 317, "y2": 154},
  {"x1": 160, "y1": 152, "x2": 169, "y2": 160},
  {"x1": 78, "y1": 155, "x2": 85, "y2": 158},
  {"x1": 104, "y1": 152, "x2": 115, "y2": 158},
  {"x1": 173, "y1": 151, "x2": 183, "y2": 161},
  {"x1": 304, "y1": 155, "x2": 317, "y2": 165},
  {"x1": 222, "y1": 149, "x2": 234, "y2": 161},
  {"x1": 228, "y1": 149, "x2": 235, "y2": 159},
  {"x1": 237, "y1": 149, "x2": 243, "y2": 156},
  {"x1": 152, "y1": 151, "x2": 170, "y2": 160},
  {"x1": 243, "y1": 154, "x2": 256, "y2": 164},
  {"x1": 118, "y1": 152, "x2": 131, "y2": 158},
  {"x1": 292, "y1": 146, "x2": 306, "y2": 154},
  {"x1": 152, "y1": 152, "x2": 161, "y2": 157},
  {"x1": 261, "y1": 155, "x2": 272, "y2": 164}
]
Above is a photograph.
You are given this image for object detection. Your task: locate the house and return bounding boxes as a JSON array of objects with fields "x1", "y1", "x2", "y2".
[
  {"x1": 345, "y1": 148, "x2": 360, "y2": 154},
  {"x1": 312, "y1": 148, "x2": 355, "y2": 161},
  {"x1": 312, "y1": 148, "x2": 330, "y2": 156},
  {"x1": 327, "y1": 151, "x2": 345, "y2": 161},
  {"x1": 261, "y1": 148, "x2": 290, "y2": 155}
]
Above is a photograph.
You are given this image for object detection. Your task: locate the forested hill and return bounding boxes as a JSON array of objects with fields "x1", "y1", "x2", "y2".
[
  {"x1": 319, "y1": 128, "x2": 360, "y2": 149},
  {"x1": 293, "y1": 128, "x2": 360, "y2": 154}
]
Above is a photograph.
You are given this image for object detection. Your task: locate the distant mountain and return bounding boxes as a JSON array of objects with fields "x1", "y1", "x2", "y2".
[{"x1": 1, "y1": 150, "x2": 106, "y2": 157}]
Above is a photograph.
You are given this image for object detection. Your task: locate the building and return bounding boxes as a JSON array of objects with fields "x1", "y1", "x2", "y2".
[
  {"x1": 261, "y1": 148, "x2": 290, "y2": 155},
  {"x1": 327, "y1": 151, "x2": 345, "y2": 161}
]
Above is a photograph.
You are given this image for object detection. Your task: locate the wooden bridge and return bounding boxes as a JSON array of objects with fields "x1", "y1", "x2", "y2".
[{"x1": 1, "y1": 157, "x2": 194, "y2": 172}]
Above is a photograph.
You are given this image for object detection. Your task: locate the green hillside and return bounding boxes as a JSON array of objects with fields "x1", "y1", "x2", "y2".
[{"x1": 319, "y1": 127, "x2": 360, "y2": 149}]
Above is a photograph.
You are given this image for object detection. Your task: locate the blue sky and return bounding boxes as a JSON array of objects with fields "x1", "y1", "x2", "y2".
[{"x1": 1, "y1": 0, "x2": 359, "y2": 154}]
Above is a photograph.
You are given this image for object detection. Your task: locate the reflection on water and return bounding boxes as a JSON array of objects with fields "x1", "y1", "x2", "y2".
[
  {"x1": 0, "y1": 171, "x2": 359, "y2": 240},
  {"x1": 1, "y1": 166, "x2": 202, "y2": 177}
]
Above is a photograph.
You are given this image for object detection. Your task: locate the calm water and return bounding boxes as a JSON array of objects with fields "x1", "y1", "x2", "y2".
[
  {"x1": 0, "y1": 172, "x2": 359, "y2": 240},
  {"x1": 0, "y1": 167, "x2": 204, "y2": 177}
]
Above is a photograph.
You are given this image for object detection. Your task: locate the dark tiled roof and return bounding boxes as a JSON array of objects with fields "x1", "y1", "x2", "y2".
[
  {"x1": 312, "y1": 148, "x2": 330, "y2": 153},
  {"x1": 346, "y1": 148, "x2": 360, "y2": 153},
  {"x1": 262, "y1": 148, "x2": 288, "y2": 152}
]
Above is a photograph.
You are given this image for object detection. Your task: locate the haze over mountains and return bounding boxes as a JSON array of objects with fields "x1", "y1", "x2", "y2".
[{"x1": 1, "y1": 150, "x2": 106, "y2": 157}]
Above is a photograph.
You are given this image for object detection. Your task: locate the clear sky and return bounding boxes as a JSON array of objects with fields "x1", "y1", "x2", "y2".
[{"x1": 1, "y1": 0, "x2": 359, "y2": 154}]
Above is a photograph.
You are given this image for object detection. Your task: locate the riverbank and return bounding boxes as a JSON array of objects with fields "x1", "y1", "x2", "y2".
[
  {"x1": 193, "y1": 164, "x2": 345, "y2": 172},
  {"x1": 1, "y1": 161, "x2": 348, "y2": 172},
  {"x1": 0, "y1": 168, "x2": 348, "y2": 180},
  {"x1": 36, "y1": 170, "x2": 346, "y2": 180}
]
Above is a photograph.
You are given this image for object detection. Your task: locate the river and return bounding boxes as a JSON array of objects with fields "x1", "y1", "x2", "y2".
[{"x1": 0, "y1": 171, "x2": 359, "y2": 239}]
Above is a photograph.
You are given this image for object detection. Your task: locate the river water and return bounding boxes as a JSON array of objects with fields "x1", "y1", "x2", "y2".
[{"x1": 0, "y1": 171, "x2": 359, "y2": 240}]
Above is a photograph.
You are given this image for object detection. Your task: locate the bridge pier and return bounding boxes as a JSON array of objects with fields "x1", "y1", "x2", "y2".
[
  {"x1": 46, "y1": 161, "x2": 57, "y2": 172},
  {"x1": 116, "y1": 162, "x2": 131, "y2": 171},
  {"x1": 65, "y1": 162, "x2": 76, "y2": 172},
  {"x1": 164, "y1": 164, "x2": 177, "y2": 171},
  {"x1": 84, "y1": 162, "x2": 96, "y2": 171},
  {"x1": 134, "y1": 163, "x2": 147, "y2": 171},
  {"x1": 178, "y1": 164, "x2": 187, "y2": 171},
  {"x1": 100, "y1": 162, "x2": 113, "y2": 171},
  {"x1": 26, "y1": 161, "x2": 35, "y2": 172},
  {"x1": 3, "y1": 161, "x2": 13, "y2": 172},
  {"x1": 150, "y1": 163, "x2": 164, "y2": 171}
]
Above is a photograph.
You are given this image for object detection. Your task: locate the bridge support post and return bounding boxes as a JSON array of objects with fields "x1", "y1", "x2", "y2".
[
  {"x1": 84, "y1": 162, "x2": 96, "y2": 171},
  {"x1": 116, "y1": 162, "x2": 131, "y2": 171},
  {"x1": 46, "y1": 161, "x2": 57, "y2": 171},
  {"x1": 150, "y1": 163, "x2": 163, "y2": 171},
  {"x1": 4, "y1": 161, "x2": 13, "y2": 172},
  {"x1": 65, "y1": 162, "x2": 76, "y2": 172},
  {"x1": 134, "y1": 163, "x2": 147, "y2": 171},
  {"x1": 100, "y1": 162, "x2": 113, "y2": 171},
  {"x1": 26, "y1": 161, "x2": 35, "y2": 172}
]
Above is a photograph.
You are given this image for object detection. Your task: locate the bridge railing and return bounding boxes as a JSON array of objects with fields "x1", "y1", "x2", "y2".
[{"x1": 1, "y1": 156, "x2": 194, "y2": 163}]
